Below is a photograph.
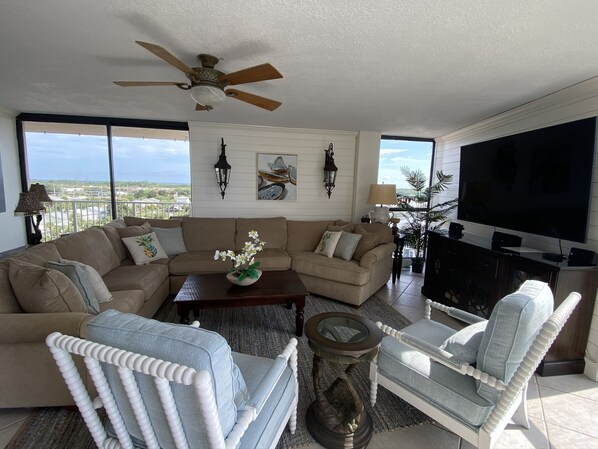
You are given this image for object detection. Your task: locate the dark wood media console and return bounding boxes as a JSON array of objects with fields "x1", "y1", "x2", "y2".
[{"x1": 422, "y1": 230, "x2": 598, "y2": 376}]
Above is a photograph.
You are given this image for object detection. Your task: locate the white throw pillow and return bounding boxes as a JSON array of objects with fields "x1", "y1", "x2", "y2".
[
  {"x1": 314, "y1": 231, "x2": 342, "y2": 258},
  {"x1": 121, "y1": 232, "x2": 168, "y2": 265},
  {"x1": 58, "y1": 258, "x2": 113, "y2": 303}
]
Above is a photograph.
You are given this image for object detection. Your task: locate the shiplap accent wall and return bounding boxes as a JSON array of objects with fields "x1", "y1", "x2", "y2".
[
  {"x1": 0, "y1": 109, "x2": 26, "y2": 251},
  {"x1": 434, "y1": 76, "x2": 598, "y2": 256},
  {"x1": 188, "y1": 122, "x2": 357, "y2": 220}
]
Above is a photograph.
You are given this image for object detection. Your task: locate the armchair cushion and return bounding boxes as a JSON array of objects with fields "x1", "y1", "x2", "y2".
[
  {"x1": 86, "y1": 310, "x2": 249, "y2": 449},
  {"x1": 439, "y1": 321, "x2": 487, "y2": 364},
  {"x1": 232, "y1": 352, "x2": 296, "y2": 449},
  {"x1": 476, "y1": 280, "x2": 553, "y2": 402},
  {"x1": 377, "y1": 319, "x2": 495, "y2": 427}
]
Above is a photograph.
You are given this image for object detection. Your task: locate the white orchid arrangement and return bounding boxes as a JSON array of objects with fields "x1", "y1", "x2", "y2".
[{"x1": 214, "y1": 230, "x2": 266, "y2": 280}]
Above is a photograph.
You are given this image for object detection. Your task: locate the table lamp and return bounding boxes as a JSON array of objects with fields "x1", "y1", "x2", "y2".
[{"x1": 367, "y1": 184, "x2": 397, "y2": 224}]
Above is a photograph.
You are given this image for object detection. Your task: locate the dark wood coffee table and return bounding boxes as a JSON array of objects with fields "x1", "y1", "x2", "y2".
[{"x1": 173, "y1": 270, "x2": 308, "y2": 336}]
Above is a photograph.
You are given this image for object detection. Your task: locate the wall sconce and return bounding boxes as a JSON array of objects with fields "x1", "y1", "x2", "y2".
[
  {"x1": 323, "y1": 143, "x2": 338, "y2": 198},
  {"x1": 214, "y1": 138, "x2": 231, "y2": 199},
  {"x1": 14, "y1": 183, "x2": 52, "y2": 244}
]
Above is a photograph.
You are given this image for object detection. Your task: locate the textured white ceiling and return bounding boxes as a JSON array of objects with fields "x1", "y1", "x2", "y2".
[{"x1": 1, "y1": 0, "x2": 598, "y2": 137}]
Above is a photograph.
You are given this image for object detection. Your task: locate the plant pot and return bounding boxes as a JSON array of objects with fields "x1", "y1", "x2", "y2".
[
  {"x1": 226, "y1": 269, "x2": 262, "y2": 286},
  {"x1": 411, "y1": 258, "x2": 425, "y2": 273}
]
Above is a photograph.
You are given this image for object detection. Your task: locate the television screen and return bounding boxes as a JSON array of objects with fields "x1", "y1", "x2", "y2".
[{"x1": 458, "y1": 117, "x2": 596, "y2": 243}]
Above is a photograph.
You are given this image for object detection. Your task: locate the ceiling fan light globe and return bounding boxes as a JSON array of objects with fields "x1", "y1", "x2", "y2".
[{"x1": 190, "y1": 85, "x2": 226, "y2": 107}]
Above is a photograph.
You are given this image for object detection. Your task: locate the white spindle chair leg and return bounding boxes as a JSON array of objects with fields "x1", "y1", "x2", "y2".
[
  {"x1": 154, "y1": 377, "x2": 189, "y2": 449},
  {"x1": 48, "y1": 346, "x2": 108, "y2": 449},
  {"x1": 118, "y1": 366, "x2": 161, "y2": 449},
  {"x1": 85, "y1": 357, "x2": 134, "y2": 449}
]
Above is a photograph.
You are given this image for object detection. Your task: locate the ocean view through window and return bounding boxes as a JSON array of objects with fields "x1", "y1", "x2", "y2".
[{"x1": 22, "y1": 120, "x2": 190, "y2": 241}]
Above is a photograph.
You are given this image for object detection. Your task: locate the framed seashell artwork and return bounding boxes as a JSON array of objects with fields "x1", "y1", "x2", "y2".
[{"x1": 256, "y1": 153, "x2": 297, "y2": 200}]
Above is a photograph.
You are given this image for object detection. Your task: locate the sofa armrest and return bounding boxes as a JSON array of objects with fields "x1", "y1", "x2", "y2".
[
  {"x1": 0, "y1": 313, "x2": 91, "y2": 343},
  {"x1": 359, "y1": 242, "x2": 395, "y2": 269}
]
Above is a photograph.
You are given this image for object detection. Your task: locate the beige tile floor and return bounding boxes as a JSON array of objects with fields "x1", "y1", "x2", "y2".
[{"x1": 1, "y1": 270, "x2": 597, "y2": 448}]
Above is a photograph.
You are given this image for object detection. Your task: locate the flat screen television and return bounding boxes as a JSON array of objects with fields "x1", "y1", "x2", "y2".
[{"x1": 458, "y1": 117, "x2": 596, "y2": 243}]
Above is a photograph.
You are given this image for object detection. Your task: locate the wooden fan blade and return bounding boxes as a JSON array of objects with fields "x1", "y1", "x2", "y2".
[
  {"x1": 135, "y1": 41, "x2": 196, "y2": 76},
  {"x1": 220, "y1": 64, "x2": 282, "y2": 86},
  {"x1": 195, "y1": 103, "x2": 210, "y2": 111},
  {"x1": 114, "y1": 81, "x2": 183, "y2": 87},
  {"x1": 225, "y1": 89, "x2": 281, "y2": 111}
]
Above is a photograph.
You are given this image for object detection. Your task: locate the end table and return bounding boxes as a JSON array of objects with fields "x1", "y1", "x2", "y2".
[{"x1": 305, "y1": 312, "x2": 383, "y2": 449}]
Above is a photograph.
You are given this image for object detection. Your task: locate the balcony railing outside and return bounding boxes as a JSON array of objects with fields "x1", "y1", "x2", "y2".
[{"x1": 41, "y1": 200, "x2": 190, "y2": 241}]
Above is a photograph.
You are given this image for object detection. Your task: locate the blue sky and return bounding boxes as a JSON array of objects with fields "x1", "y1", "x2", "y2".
[
  {"x1": 378, "y1": 139, "x2": 434, "y2": 189},
  {"x1": 26, "y1": 132, "x2": 191, "y2": 184}
]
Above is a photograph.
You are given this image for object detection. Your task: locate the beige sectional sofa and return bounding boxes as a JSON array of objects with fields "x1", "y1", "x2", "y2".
[{"x1": 0, "y1": 216, "x2": 394, "y2": 408}]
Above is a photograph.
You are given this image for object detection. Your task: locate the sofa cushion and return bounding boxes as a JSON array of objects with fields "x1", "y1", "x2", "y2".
[
  {"x1": 0, "y1": 260, "x2": 21, "y2": 313},
  {"x1": 476, "y1": 280, "x2": 553, "y2": 402},
  {"x1": 8, "y1": 259, "x2": 87, "y2": 313},
  {"x1": 314, "y1": 231, "x2": 342, "y2": 258},
  {"x1": 152, "y1": 227, "x2": 187, "y2": 256},
  {"x1": 333, "y1": 231, "x2": 363, "y2": 261},
  {"x1": 255, "y1": 248, "x2": 292, "y2": 271},
  {"x1": 48, "y1": 261, "x2": 100, "y2": 314},
  {"x1": 182, "y1": 217, "x2": 236, "y2": 251},
  {"x1": 124, "y1": 216, "x2": 182, "y2": 228},
  {"x1": 287, "y1": 220, "x2": 335, "y2": 251},
  {"x1": 328, "y1": 223, "x2": 355, "y2": 233},
  {"x1": 236, "y1": 217, "x2": 287, "y2": 250},
  {"x1": 101, "y1": 219, "x2": 128, "y2": 262},
  {"x1": 169, "y1": 250, "x2": 232, "y2": 275},
  {"x1": 290, "y1": 250, "x2": 370, "y2": 286},
  {"x1": 53, "y1": 227, "x2": 120, "y2": 277},
  {"x1": 99, "y1": 290, "x2": 145, "y2": 314},
  {"x1": 377, "y1": 319, "x2": 495, "y2": 427},
  {"x1": 121, "y1": 232, "x2": 168, "y2": 265},
  {"x1": 359, "y1": 222, "x2": 394, "y2": 244},
  {"x1": 102, "y1": 263, "x2": 169, "y2": 301},
  {"x1": 116, "y1": 222, "x2": 151, "y2": 240},
  {"x1": 58, "y1": 258, "x2": 112, "y2": 303},
  {"x1": 352, "y1": 225, "x2": 381, "y2": 261},
  {"x1": 0, "y1": 243, "x2": 62, "y2": 314},
  {"x1": 86, "y1": 310, "x2": 248, "y2": 449}
]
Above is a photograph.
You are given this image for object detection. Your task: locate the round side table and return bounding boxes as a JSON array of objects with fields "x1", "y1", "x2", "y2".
[{"x1": 305, "y1": 312, "x2": 383, "y2": 449}]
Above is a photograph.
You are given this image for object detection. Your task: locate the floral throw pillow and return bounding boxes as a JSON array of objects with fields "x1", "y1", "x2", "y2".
[
  {"x1": 121, "y1": 232, "x2": 168, "y2": 265},
  {"x1": 314, "y1": 231, "x2": 342, "y2": 258}
]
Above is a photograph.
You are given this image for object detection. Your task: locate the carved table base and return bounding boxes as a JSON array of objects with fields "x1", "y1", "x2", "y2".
[{"x1": 306, "y1": 401, "x2": 373, "y2": 449}]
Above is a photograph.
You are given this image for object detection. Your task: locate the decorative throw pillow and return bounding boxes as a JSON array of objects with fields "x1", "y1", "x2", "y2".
[
  {"x1": 48, "y1": 261, "x2": 100, "y2": 314},
  {"x1": 352, "y1": 225, "x2": 380, "y2": 261},
  {"x1": 314, "y1": 231, "x2": 342, "y2": 258},
  {"x1": 121, "y1": 232, "x2": 168, "y2": 265},
  {"x1": 116, "y1": 221, "x2": 152, "y2": 239},
  {"x1": 152, "y1": 227, "x2": 187, "y2": 256},
  {"x1": 8, "y1": 259, "x2": 87, "y2": 313},
  {"x1": 439, "y1": 321, "x2": 488, "y2": 364},
  {"x1": 57, "y1": 258, "x2": 112, "y2": 303},
  {"x1": 333, "y1": 231, "x2": 363, "y2": 261}
]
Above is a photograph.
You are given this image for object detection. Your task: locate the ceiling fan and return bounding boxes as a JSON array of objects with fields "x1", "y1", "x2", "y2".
[{"x1": 114, "y1": 41, "x2": 283, "y2": 111}]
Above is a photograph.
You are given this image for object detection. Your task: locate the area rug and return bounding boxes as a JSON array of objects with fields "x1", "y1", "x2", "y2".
[{"x1": 8, "y1": 293, "x2": 431, "y2": 449}]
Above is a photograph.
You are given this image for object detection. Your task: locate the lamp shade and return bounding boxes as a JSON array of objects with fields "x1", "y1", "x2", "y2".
[
  {"x1": 14, "y1": 191, "x2": 45, "y2": 216},
  {"x1": 367, "y1": 184, "x2": 397, "y2": 205},
  {"x1": 190, "y1": 85, "x2": 226, "y2": 107},
  {"x1": 29, "y1": 183, "x2": 52, "y2": 203}
]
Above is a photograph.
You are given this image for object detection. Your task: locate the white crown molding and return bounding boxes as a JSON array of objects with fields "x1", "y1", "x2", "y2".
[
  {"x1": 436, "y1": 75, "x2": 598, "y2": 146},
  {"x1": 188, "y1": 121, "x2": 359, "y2": 138}
]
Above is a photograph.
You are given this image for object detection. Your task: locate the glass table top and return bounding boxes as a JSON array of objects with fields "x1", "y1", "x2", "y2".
[{"x1": 316, "y1": 316, "x2": 370, "y2": 344}]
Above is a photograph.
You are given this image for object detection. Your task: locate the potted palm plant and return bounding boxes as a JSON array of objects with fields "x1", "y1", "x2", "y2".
[{"x1": 399, "y1": 167, "x2": 458, "y2": 273}]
